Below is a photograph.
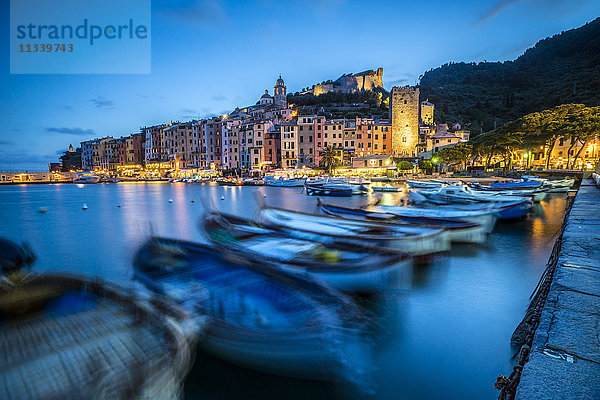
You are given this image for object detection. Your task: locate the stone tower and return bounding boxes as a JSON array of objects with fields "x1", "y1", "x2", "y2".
[
  {"x1": 274, "y1": 75, "x2": 287, "y2": 107},
  {"x1": 390, "y1": 86, "x2": 420, "y2": 156}
]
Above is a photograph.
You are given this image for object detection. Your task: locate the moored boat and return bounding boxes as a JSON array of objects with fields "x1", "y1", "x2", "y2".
[
  {"x1": 257, "y1": 206, "x2": 451, "y2": 256},
  {"x1": 305, "y1": 182, "x2": 353, "y2": 196},
  {"x1": 487, "y1": 180, "x2": 543, "y2": 190},
  {"x1": 73, "y1": 173, "x2": 101, "y2": 184},
  {"x1": 372, "y1": 184, "x2": 403, "y2": 192},
  {"x1": 406, "y1": 180, "x2": 444, "y2": 189},
  {"x1": 202, "y1": 211, "x2": 413, "y2": 292},
  {"x1": 369, "y1": 203, "x2": 497, "y2": 233},
  {"x1": 317, "y1": 201, "x2": 489, "y2": 244},
  {"x1": 265, "y1": 176, "x2": 306, "y2": 187},
  {"x1": 133, "y1": 237, "x2": 370, "y2": 385},
  {"x1": 592, "y1": 173, "x2": 600, "y2": 188},
  {"x1": 0, "y1": 240, "x2": 192, "y2": 400},
  {"x1": 410, "y1": 185, "x2": 533, "y2": 205}
]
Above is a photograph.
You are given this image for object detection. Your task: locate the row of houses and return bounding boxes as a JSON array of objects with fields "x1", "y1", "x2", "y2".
[{"x1": 65, "y1": 76, "x2": 471, "y2": 175}]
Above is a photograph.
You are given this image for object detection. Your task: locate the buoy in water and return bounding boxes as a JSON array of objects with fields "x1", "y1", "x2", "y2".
[
  {"x1": 38, "y1": 207, "x2": 48, "y2": 213},
  {"x1": 263, "y1": 194, "x2": 267, "y2": 198},
  {"x1": 169, "y1": 199, "x2": 173, "y2": 203},
  {"x1": 117, "y1": 204, "x2": 121, "y2": 208},
  {"x1": 82, "y1": 203, "x2": 88, "y2": 210},
  {"x1": 191, "y1": 199, "x2": 195, "y2": 203},
  {"x1": 221, "y1": 196, "x2": 225, "y2": 200}
]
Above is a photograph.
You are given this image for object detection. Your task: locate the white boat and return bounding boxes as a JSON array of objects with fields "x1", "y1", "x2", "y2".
[
  {"x1": 372, "y1": 184, "x2": 403, "y2": 192},
  {"x1": 468, "y1": 185, "x2": 549, "y2": 202},
  {"x1": 370, "y1": 204, "x2": 497, "y2": 233},
  {"x1": 522, "y1": 176, "x2": 575, "y2": 192},
  {"x1": 265, "y1": 176, "x2": 306, "y2": 187},
  {"x1": 406, "y1": 180, "x2": 445, "y2": 189},
  {"x1": 73, "y1": 173, "x2": 100, "y2": 184},
  {"x1": 410, "y1": 185, "x2": 532, "y2": 205},
  {"x1": 592, "y1": 173, "x2": 600, "y2": 188},
  {"x1": 318, "y1": 202, "x2": 489, "y2": 244},
  {"x1": 203, "y1": 211, "x2": 413, "y2": 292},
  {"x1": 258, "y1": 207, "x2": 451, "y2": 256},
  {"x1": 306, "y1": 177, "x2": 368, "y2": 194}
]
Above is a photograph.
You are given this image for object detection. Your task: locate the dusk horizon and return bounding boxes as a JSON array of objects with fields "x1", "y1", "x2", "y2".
[{"x1": 1, "y1": 0, "x2": 599, "y2": 170}]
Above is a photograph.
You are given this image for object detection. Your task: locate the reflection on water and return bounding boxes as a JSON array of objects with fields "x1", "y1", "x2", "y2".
[{"x1": 0, "y1": 183, "x2": 568, "y2": 399}]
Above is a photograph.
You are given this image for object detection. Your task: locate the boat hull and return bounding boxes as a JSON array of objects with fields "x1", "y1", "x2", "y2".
[
  {"x1": 133, "y1": 237, "x2": 364, "y2": 383},
  {"x1": 318, "y1": 202, "x2": 488, "y2": 245},
  {"x1": 258, "y1": 207, "x2": 451, "y2": 256}
]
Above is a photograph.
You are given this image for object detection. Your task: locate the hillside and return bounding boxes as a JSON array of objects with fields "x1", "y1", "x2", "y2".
[{"x1": 419, "y1": 17, "x2": 600, "y2": 135}]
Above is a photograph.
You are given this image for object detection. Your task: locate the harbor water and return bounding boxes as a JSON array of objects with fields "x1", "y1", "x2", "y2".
[{"x1": 0, "y1": 182, "x2": 568, "y2": 399}]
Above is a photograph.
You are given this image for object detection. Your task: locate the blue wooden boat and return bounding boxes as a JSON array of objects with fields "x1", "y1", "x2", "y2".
[
  {"x1": 488, "y1": 180, "x2": 543, "y2": 190},
  {"x1": 0, "y1": 239, "x2": 192, "y2": 400},
  {"x1": 202, "y1": 211, "x2": 413, "y2": 292},
  {"x1": 133, "y1": 237, "x2": 369, "y2": 384},
  {"x1": 317, "y1": 201, "x2": 488, "y2": 244}
]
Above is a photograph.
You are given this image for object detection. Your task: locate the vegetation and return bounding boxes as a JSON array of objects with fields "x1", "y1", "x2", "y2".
[
  {"x1": 418, "y1": 159, "x2": 433, "y2": 173},
  {"x1": 466, "y1": 104, "x2": 600, "y2": 169},
  {"x1": 396, "y1": 161, "x2": 414, "y2": 171},
  {"x1": 419, "y1": 18, "x2": 600, "y2": 135},
  {"x1": 289, "y1": 90, "x2": 389, "y2": 119},
  {"x1": 434, "y1": 143, "x2": 473, "y2": 170},
  {"x1": 318, "y1": 146, "x2": 340, "y2": 174}
]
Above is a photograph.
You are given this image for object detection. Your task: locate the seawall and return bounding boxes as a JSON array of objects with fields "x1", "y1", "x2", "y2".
[{"x1": 516, "y1": 179, "x2": 600, "y2": 399}]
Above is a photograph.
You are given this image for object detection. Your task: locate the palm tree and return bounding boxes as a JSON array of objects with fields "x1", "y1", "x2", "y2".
[{"x1": 319, "y1": 146, "x2": 339, "y2": 175}]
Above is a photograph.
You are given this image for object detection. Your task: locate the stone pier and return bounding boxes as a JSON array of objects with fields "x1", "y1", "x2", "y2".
[{"x1": 517, "y1": 179, "x2": 600, "y2": 399}]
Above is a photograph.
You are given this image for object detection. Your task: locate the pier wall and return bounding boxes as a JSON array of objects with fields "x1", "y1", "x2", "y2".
[{"x1": 516, "y1": 179, "x2": 600, "y2": 399}]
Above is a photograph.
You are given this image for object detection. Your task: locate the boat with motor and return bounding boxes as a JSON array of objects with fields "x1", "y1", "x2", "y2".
[
  {"x1": 201, "y1": 211, "x2": 413, "y2": 292},
  {"x1": 372, "y1": 184, "x2": 403, "y2": 192},
  {"x1": 257, "y1": 206, "x2": 451, "y2": 256},
  {"x1": 133, "y1": 237, "x2": 370, "y2": 386},
  {"x1": 368, "y1": 204, "x2": 497, "y2": 233},
  {"x1": 73, "y1": 173, "x2": 101, "y2": 184},
  {"x1": 317, "y1": 201, "x2": 488, "y2": 244},
  {"x1": 0, "y1": 238, "x2": 193, "y2": 400}
]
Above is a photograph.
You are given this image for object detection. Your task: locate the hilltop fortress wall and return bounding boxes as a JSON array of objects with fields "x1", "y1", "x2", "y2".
[{"x1": 311, "y1": 68, "x2": 383, "y2": 95}]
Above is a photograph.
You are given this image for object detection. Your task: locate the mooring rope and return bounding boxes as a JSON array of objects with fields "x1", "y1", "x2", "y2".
[{"x1": 495, "y1": 192, "x2": 576, "y2": 400}]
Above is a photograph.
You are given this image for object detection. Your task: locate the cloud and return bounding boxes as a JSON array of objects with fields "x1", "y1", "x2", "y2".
[
  {"x1": 46, "y1": 127, "x2": 96, "y2": 136},
  {"x1": 89, "y1": 96, "x2": 114, "y2": 109},
  {"x1": 0, "y1": 151, "x2": 56, "y2": 167},
  {"x1": 477, "y1": 0, "x2": 577, "y2": 24},
  {"x1": 60, "y1": 105, "x2": 74, "y2": 111},
  {"x1": 212, "y1": 94, "x2": 227, "y2": 102},
  {"x1": 0, "y1": 139, "x2": 14, "y2": 145},
  {"x1": 161, "y1": 0, "x2": 227, "y2": 25}
]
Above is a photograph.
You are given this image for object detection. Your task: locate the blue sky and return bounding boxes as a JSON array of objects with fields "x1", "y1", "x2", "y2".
[{"x1": 1, "y1": 0, "x2": 599, "y2": 170}]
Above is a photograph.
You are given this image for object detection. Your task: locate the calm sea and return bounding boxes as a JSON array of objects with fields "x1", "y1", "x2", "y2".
[{"x1": 0, "y1": 182, "x2": 567, "y2": 399}]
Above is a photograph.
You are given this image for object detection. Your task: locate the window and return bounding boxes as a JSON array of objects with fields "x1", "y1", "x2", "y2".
[{"x1": 383, "y1": 134, "x2": 386, "y2": 140}]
